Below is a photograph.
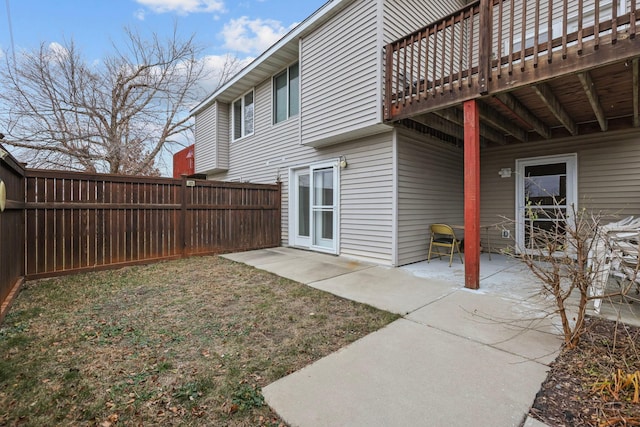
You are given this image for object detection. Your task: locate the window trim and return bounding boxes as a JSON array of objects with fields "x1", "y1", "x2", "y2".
[
  {"x1": 232, "y1": 89, "x2": 255, "y2": 142},
  {"x1": 273, "y1": 62, "x2": 300, "y2": 125}
]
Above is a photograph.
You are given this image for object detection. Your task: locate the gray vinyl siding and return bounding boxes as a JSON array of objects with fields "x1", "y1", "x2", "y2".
[
  {"x1": 339, "y1": 137, "x2": 394, "y2": 264},
  {"x1": 299, "y1": 0, "x2": 382, "y2": 146},
  {"x1": 481, "y1": 129, "x2": 640, "y2": 253},
  {"x1": 396, "y1": 128, "x2": 464, "y2": 265},
  {"x1": 206, "y1": 73, "x2": 395, "y2": 265},
  {"x1": 383, "y1": 0, "x2": 467, "y2": 43},
  {"x1": 194, "y1": 101, "x2": 229, "y2": 174}
]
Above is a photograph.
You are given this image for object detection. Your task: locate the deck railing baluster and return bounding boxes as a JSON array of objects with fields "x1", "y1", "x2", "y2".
[
  {"x1": 632, "y1": 0, "x2": 637, "y2": 38},
  {"x1": 612, "y1": 0, "x2": 618, "y2": 44},
  {"x1": 508, "y1": 0, "x2": 515, "y2": 74},
  {"x1": 548, "y1": 0, "x2": 554, "y2": 63}
]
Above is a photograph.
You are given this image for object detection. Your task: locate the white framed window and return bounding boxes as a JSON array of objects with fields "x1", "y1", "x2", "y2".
[
  {"x1": 273, "y1": 62, "x2": 299, "y2": 124},
  {"x1": 232, "y1": 90, "x2": 254, "y2": 141}
]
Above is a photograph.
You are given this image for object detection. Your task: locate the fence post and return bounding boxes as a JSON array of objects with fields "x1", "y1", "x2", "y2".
[
  {"x1": 276, "y1": 181, "x2": 282, "y2": 246},
  {"x1": 179, "y1": 177, "x2": 188, "y2": 257}
]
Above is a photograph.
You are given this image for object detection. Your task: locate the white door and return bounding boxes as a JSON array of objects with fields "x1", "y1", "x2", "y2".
[
  {"x1": 515, "y1": 154, "x2": 577, "y2": 253},
  {"x1": 291, "y1": 162, "x2": 338, "y2": 254},
  {"x1": 292, "y1": 168, "x2": 310, "y2": 247}
]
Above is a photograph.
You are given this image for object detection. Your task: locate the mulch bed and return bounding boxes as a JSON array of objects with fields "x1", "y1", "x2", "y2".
[{"x1": 530, "y1": 317, "x2": 640, "y2": 426}]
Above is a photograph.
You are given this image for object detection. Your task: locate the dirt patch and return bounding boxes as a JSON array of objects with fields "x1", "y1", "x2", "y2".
[
  {"x1": 0, "y1": 256, "x2": 399, "y2": 426},
  {"x1": 530, "y1": 316, "x2": 640, "y2": 426}
]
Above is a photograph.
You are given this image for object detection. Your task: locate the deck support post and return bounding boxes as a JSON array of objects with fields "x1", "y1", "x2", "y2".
[{"x1": 464, "y1": 100, "x2": 480, "y2": 290}]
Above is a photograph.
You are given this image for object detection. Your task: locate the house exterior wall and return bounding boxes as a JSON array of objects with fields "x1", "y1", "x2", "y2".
[
  {"x1": 194, "y1": 101, "x2": 229, "y2": 174},
  {"x1": 396, "y1": 128, "x2": 464, "y2": 265},
  {"x1": 480, "y1": 129, "x2": 640, "y2": 253},
  {"x1": 299, "y1": 0, "x2": 383, "y2": 147},
  {"x1": 205, "y1": 71, "x2": 396, "y2": 264},
  {"x1": 383, "y1": 0, "x2": 467, "y2": 42},
  {"x1": 172, "y1": 144, "x2": 195, "y2": 178}
]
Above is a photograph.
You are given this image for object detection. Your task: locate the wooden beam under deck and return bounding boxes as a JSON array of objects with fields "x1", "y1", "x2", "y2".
[
  {"x1": 577, "y1": 72, "x2": 608, "y2": 131},
  {"x1": 478, "y1": 103, "x2": 528, "y2": 142},
  {"x1": 532, "y1": 83, "x2": 578, "y2": 136},
  {"x1": 433, "y1": 108, "x2": 507, "y2": 146},
  {"x1": 493, "y1": 93, "x2": 551, "y2": 139},
  {"x1": 412, "y1": 114, "x2": 465, "y2": 141}
]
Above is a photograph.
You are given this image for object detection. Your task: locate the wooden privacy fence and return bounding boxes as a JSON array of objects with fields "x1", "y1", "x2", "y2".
[
  {"x1": 24, "y1": 170, "x2": 281, "y2": 279},
  {"x1": 0, "y1": 145, "x2": 26, "y2": 320}
]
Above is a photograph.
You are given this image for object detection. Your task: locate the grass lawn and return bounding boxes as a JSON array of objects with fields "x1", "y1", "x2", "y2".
[{"x1": 0, "y1": 256, "x2": 399, "y2": 426}]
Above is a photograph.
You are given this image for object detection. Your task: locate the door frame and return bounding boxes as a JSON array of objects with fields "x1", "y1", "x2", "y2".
[
  {"x1": 514, "y1": 153, "x2": 578, "y2": 253},
  {"x1": 288, "y1": 159, "x2": 340, "y2": 254}
]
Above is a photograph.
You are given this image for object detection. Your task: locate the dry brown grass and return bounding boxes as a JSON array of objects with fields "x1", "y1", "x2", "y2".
[{"x1": 0, "y1": 256, "x2": 398, "y2": 426}]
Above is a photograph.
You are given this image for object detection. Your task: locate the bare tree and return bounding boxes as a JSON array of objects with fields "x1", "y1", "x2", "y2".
[{"x1": 0, "y1": 26, "x2": 237, "y2": 175}]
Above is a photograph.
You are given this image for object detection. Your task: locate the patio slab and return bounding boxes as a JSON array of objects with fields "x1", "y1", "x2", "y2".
[
  {"x1": 407, "y1": 289, "x2": 563, "y2": 364},
  {"x1": 263, "y1": 318, "x2": 550, "y2": 427},
  {"x1": 222, "y1": 247, "x2": 316, "y2": 266},
  {"x1": 225, "y1": 248, "x2": 373, "y2": 284},
  {"x1": 308, "y1": 266, "x2": 460, "y2": 315}
]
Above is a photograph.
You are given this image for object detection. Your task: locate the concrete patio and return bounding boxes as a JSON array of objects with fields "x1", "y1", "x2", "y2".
[{"x1": 222, "y1": 247, "x2": 640, "y2": 426}]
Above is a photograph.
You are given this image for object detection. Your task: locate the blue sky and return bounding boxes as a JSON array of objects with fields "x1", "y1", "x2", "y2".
[{"x1": 1, "y1": 0, "x2": 325, "y2": 69}]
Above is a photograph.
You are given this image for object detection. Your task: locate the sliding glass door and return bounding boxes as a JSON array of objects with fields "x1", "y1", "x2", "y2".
[{"x1": 291, "y1": 162, "x2": 338, "y2": 253}]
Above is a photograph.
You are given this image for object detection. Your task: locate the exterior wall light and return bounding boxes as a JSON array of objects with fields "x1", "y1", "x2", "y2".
[
  {"x1": 339, "y1": 155, "x2": 348, "y2": 169},
  {"x1": 498, "y1": 167, "x2": 511, "y2": 178}
]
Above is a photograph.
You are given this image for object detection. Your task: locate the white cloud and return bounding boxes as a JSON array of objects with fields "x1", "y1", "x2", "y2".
[
  {"x1": 221, "y1": 16, "x2": 292, "y2": 55},
  {"x1": 48, "y1": 42, "x2": 70, "y2": 58},
  {"x1": 135, "y1": 0, "x2": 224, "y2": 15},
  {"x1": 134, "y1": 8, "x2": 146, "y2": 20},
  {"x1": 197, "y1": 53, "x2": 253, "y2": 93}
]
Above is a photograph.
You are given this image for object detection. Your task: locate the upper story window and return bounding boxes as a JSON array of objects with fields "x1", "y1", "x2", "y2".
[
  {"x1": 232, "y1": 90, "x2": 254, "y2": 141},
  {"x1": 273, "y1": 62, "x2": 299, "y2": 124}
]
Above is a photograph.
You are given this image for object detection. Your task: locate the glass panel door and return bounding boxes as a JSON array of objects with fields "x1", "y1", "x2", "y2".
[
  {"x1": 516, "y1": 155, "x2": 577, "y2": 253},
  {"x1": 293, "y1": 169, "x2": 310, "y2": 247},
  {"x1": 291, "y1": 163, "x2": 338, "y2": 253},
  {"x1": 312, "y1": 167, "x2": 335, "y2": 249},
  {"x1": 523, "y1": 163, "x2": 567, "y2": 250}
]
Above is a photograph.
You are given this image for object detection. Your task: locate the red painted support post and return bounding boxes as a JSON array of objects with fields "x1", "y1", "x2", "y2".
[{"x1": 464, "y1": 100, "x2": 480, "y2": 289}]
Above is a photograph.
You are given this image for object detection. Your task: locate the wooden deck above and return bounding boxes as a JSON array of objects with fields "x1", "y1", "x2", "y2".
[{"x1": 385, "y1": 0, "x2": 640, "y2": 145}]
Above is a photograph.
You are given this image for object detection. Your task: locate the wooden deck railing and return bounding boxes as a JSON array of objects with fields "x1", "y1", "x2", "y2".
[{"x1": 385, "y1": 0, "x2": 640, "y2": 121}]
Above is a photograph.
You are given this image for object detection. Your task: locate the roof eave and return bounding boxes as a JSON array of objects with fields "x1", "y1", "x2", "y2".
[{"x1": 190, "y1": 0, "x2": 350, "y2": 116}]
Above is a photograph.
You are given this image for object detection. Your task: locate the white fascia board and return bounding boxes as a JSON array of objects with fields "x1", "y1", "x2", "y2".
[{"x1": 190, "y1": 0, "x2": 350, "y2": 116}]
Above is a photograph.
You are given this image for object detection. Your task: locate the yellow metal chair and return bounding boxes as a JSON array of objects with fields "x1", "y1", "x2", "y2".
[{"x1": 427, "y1": 224, "x2": 464, "y2": 267}]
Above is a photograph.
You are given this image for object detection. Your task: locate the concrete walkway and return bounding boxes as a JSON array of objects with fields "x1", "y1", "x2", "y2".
[{"x1": 223, "y1": 247, "x2": 562, "y2": 427}]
